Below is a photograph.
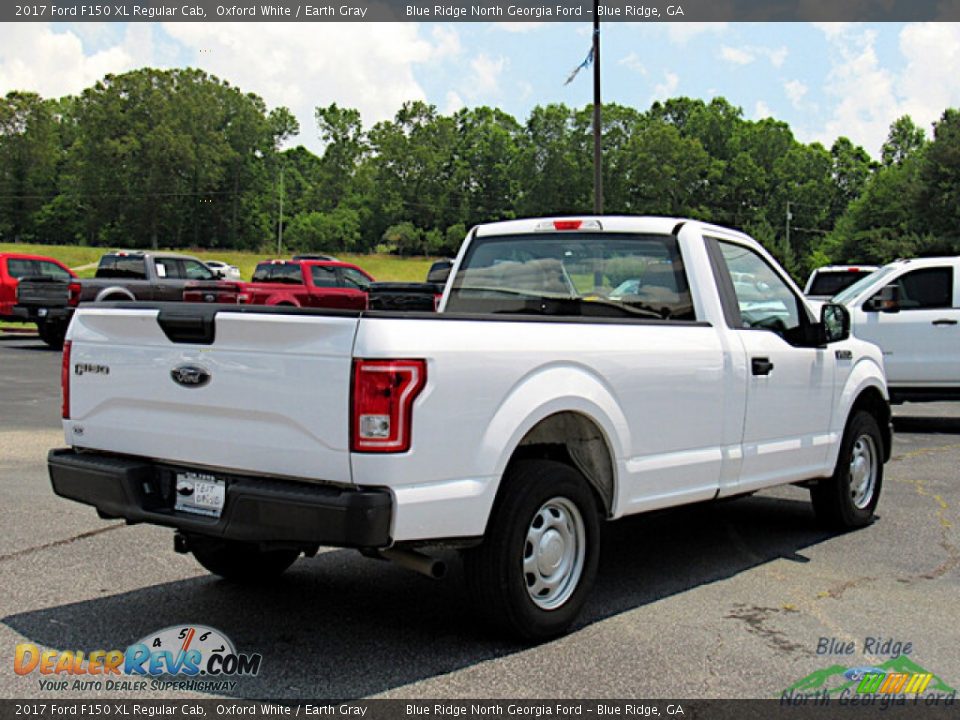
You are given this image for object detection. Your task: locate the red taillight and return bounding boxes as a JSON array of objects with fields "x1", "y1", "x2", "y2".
[
  {"x1": 553, "y1": 220, "x2": 583, "y2": 231},
  {"x1": 67, "y1": 282, "x2": 82, "y2": 307},
  {"x1": 351, "y1": 359, "x2": 426, "y2": 453},
  {"x1": 61, "y1": 341, "x2": 71, "y2": 419}
]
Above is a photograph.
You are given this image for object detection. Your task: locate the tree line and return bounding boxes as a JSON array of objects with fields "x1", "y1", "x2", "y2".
[{"x1": 1, "y1": 67, "x2": 958, "y2": 278}]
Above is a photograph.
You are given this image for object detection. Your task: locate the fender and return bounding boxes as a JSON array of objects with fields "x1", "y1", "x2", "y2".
[
  {"x1": 825, "y1": 354, "x2": 889, "y2": 469},
  {"x1": 265, "y1": 293, "x2": 301, "y2": 307},
  {"x1": 480, "y1": 362, "x2": 628, "y2": 508},
  {"x1": 94, "y1": 287, "x2": 136, "y2": 302}
]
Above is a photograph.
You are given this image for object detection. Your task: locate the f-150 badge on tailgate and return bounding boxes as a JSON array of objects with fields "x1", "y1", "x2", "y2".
[{"x1": 171, "y1": 364, "x2": 210, "y2": 388}]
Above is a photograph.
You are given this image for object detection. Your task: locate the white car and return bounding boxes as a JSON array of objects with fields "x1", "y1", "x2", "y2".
[
  {"x1": 204, "y1": 260, "x2": 241, "y2": 280},
  {"x1": 49, "y1": 216, "x2": 889, "y2": 640},
  {"x1": 831, "y1": 256, "x2": 960, "y2": 403}
]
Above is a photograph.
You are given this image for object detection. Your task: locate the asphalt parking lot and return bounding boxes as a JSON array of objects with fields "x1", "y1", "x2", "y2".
[{"x1": 0, "y1": 333, "x2": 957, "y2": 700}]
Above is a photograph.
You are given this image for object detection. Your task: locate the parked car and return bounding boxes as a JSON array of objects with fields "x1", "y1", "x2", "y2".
[
  {"x1": 49, "y1": 216, "x2": 890, "y2": 640},
  {"x1": 204, "y1": 260, "x2": 241, "y2": 280},
  {"x1": 0, "y1": 253, "x2": 75, "y2": 339},
  {"x1": 804, "y1": 265, "x2": 878, "y2": 303},
  {"x1": 183, "y1": 259, "x2": 374, "y2": 310},
  {"x1": 830, "y1": 256, "x2": 960, "y2": 403},
  {"x1": 16, "y1": 250, "x2": 215, "y2": 349}
]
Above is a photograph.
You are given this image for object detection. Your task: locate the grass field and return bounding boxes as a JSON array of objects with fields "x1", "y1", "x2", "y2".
[
  {"x1": 0, "y1": 243, "x2": 438, "y2": 282},
  {"x1": 1, "y1": 243, "x2": 440, "y2": 334}
]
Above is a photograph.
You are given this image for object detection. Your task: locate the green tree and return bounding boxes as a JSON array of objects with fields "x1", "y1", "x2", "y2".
[
  {"x1": 881, "y1": 115, "x2": 926, "y2": 167},
  {"x1": 0, "y1": 92, "x2": 61, "y2": 242},
  {"x1": 285, "y1": 207, "x2": 360, "y2": 253}
]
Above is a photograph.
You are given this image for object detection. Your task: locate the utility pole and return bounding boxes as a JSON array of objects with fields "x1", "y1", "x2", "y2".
[
  {"x1": 785, "y1": 200, "x2": 792, "y2": 254},
  {"x1": 276, "y1": 163, "x2": 284, "y2": 256},
  {"x1": 592, "y1": 3, "x2": 603, "y2": 215}
]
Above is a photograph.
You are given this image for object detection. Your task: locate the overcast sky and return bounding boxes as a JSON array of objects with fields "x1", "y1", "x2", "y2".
[{"x1": 2, "y1": 21, "x2": 959, "y2": 158}]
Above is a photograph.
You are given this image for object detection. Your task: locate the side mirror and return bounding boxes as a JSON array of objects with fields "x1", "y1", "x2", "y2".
[
  {"x1": 427, "y1": 259, "x2": 453, "y2": 284},
  {"x1": 821, "y1": 303, "x2": 850, "y2": 344},
  {"x1": 865, "y1": 284, "x2": 901, "y2": 313}
]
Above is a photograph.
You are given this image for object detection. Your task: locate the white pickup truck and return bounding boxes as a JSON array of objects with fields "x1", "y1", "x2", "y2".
[
  {"x1": 829, "y1": 256, "x2": 960, "y2": 403},
  {"x1": 49, "y1": 217, "x2": 890, "y2": 640}
]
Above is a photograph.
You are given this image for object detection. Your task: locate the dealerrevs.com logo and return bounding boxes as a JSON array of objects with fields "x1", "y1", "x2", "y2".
[{"x1": 14, "y1": 625, "x2": 262, "y2": 693}]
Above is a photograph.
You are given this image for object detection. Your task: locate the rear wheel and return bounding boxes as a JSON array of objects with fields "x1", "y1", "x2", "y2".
[
  {"x1": 36, "y1": 320, "x2": 66, "y2": 350},
  {"x1": 811, "y1": 410, "x2": 884, "y2": 529},
  {"x1": 187, "y1": 535, "x2": 299, "y2": 582},
  {"x1": 462, "y1": 459, "x2": 601, "y2": 641}
]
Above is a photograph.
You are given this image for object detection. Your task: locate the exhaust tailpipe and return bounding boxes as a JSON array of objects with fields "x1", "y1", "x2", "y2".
[{"x1": 377, "y1": 548, "x2": 446, "y2": 579}]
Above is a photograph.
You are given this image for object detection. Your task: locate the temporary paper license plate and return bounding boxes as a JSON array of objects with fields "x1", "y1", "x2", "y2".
[{"x1": 174, "y1": 472, "x2": 226, "y2": 518}]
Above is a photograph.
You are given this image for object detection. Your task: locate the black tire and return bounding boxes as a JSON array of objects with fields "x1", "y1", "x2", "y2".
[
  {"x1": 462, "y1": 459, "x2": 601, "y2": 641},
  {"x1": 36, "y1": 321, "x2": 66, "y2": 350},
  {"x1": 811, "y1": 410, "x2": 884, "y2": 529},
  {"x1": 187, "y1": 535, "x2": 299, "y2": 582}
]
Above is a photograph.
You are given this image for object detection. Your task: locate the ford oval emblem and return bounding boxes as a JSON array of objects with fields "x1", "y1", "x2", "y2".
[{"x1": 171, "y1": 365, "x2": 210, "y2": 388}]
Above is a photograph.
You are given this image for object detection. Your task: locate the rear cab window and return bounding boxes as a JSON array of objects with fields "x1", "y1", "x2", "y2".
[
  {"x1": 96, "y1": 255, "x2": 147, "y2": 279},
  {"x1": 253, "y1": 262, "x2": 304, "y2": 284},
  {"x1": 446, "y1": 232, "x2": 695, "y2": 321},
  {"x1": 807, "y1": 270, "x2": 875, "y2": 297}
]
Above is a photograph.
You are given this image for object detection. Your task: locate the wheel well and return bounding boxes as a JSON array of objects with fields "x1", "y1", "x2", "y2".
[
  {"x1": 851, "y1": 387, "x2": 892, "y2": 461},
  {"x1": 98, "y1": 292, "x2": 134, "y2": 302},
  {"x1": 508, "y1": 411, "x2": 615, "y2": 516}
]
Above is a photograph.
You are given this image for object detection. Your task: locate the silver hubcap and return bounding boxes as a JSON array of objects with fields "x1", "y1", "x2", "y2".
[
  {"x1": 523, "y1": 497, "x2": 586, "y2": 610},
  {"x1": 849, "y1": 434, "x2": 878, "y2": 510}
]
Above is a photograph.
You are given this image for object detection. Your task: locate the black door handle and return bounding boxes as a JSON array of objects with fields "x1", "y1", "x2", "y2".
[
  {"x1": 932, "y1": 319, "x2": 958, "y2": 326},
  {"x1": 752, "y1": 357, "x2": 774, "y2": 376}
]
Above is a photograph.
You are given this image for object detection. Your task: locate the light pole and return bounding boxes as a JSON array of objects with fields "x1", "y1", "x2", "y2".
[
  {"x1": 592, "y1": 3, "x2": 602, "y2": 215},
  {"x1": 276, "y1": 163, "x2": 284, "y2": 256},
  {"x1": 785, "y1": 200, "x2": 792, "y2": 255}
]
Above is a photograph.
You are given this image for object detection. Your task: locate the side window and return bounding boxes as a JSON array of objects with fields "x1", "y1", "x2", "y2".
[
  {"x1": 882, "y1": 267, "x2": 953, "y2": 310},
  {"x1": 311, "y1": 266, "x2": 339, "y2": 287},
  {"x1": 182, "y1": 260, "x2": 213, "y2": 280},
  {"x1": 154, "y1": 258, "x2": 180, "y2": 279},
  {"x1": 39, "y1": 261, "x2": 71, "y2": 280},
  {"x1": 341, "y1": 268, "x2": 371, "y2": 290},
  {"x1": 716, "y1": 240, "x2": 803, "y2": 336},
  {"x1": 6, "y1": 259, "x2": 38, "y2": 278}
]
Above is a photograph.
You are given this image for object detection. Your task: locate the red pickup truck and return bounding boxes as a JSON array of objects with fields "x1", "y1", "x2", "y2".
[
  {"x1": 0, "y1": 252, "x2": 75, "y2": 333},
  {"x1": 183, "y1": 259, "x2": 374, "y2": 309}
]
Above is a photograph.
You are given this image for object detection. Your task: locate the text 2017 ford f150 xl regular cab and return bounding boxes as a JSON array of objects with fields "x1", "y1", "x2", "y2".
[{"x1": 48, "y1": 217, "x2": 890, "y2": 639}]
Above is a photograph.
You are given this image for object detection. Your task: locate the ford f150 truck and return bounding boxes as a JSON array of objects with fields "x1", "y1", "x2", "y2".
[
  {"x1": 17, "y1": 251, "x2": 215, "y2": 349},
  {"x1": 183, "y1": 259, "x2": 374, "y2": 310},
  {"x1": 0, "y1": 253, "x2": 75, "y2": 338},
  {"x1": 830, "y1": 256, "x2": 960, "y2": 403},
  {"x1": 48, "y1": 217, "x2": 891, "y2": 640}
]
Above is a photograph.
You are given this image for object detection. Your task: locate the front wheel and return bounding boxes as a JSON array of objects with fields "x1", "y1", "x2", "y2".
[
  {"x1": 187, "y1": 535, "x2": 299, "y2": 583},
  {"x1": 462, "y1": 459, "x2": 601, "y2": 641},
  {"x1": 811, "y1": 410, "x2": 884, "y2": 529}
]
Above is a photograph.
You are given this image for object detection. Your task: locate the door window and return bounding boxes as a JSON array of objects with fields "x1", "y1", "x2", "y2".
[
  {"x1": 38, "y1": 261, "x2": 71, "y2": 280},
  {"x1": 5, "y1": 259, "x2": 37, "y2": 278},
  {"x1": 182, "y1": 259, "x2": 214, "y2": 280},
  {"x1": 154, "y1": 258, "x2": 181, "y2": 279},
  {"x1": 879, "y1": 267, "x2": 953, "y2": 310},
  {"x1": 311, "y1": 266, "x2": 339, "y2": 287},
  {"x1": 341, "y1": 267, "x2": 371, "y2": 290},
  {"x1": 716, "y1": 240, "x2": 803, "y2": 337}
]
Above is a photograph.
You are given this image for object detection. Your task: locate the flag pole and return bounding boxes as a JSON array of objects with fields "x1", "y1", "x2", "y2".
[{"x1": 592, "y1": 4, "x2": 603, "y2": 214}]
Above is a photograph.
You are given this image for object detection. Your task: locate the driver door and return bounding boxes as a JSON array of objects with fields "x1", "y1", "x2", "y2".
[{"x1": 710, "y1": 238, "x2": 837, "y2": 492}]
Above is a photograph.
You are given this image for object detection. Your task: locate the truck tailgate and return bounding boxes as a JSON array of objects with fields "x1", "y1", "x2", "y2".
[{"x1": 65, "y1": 307, "x2": 359, "y2": 485}]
